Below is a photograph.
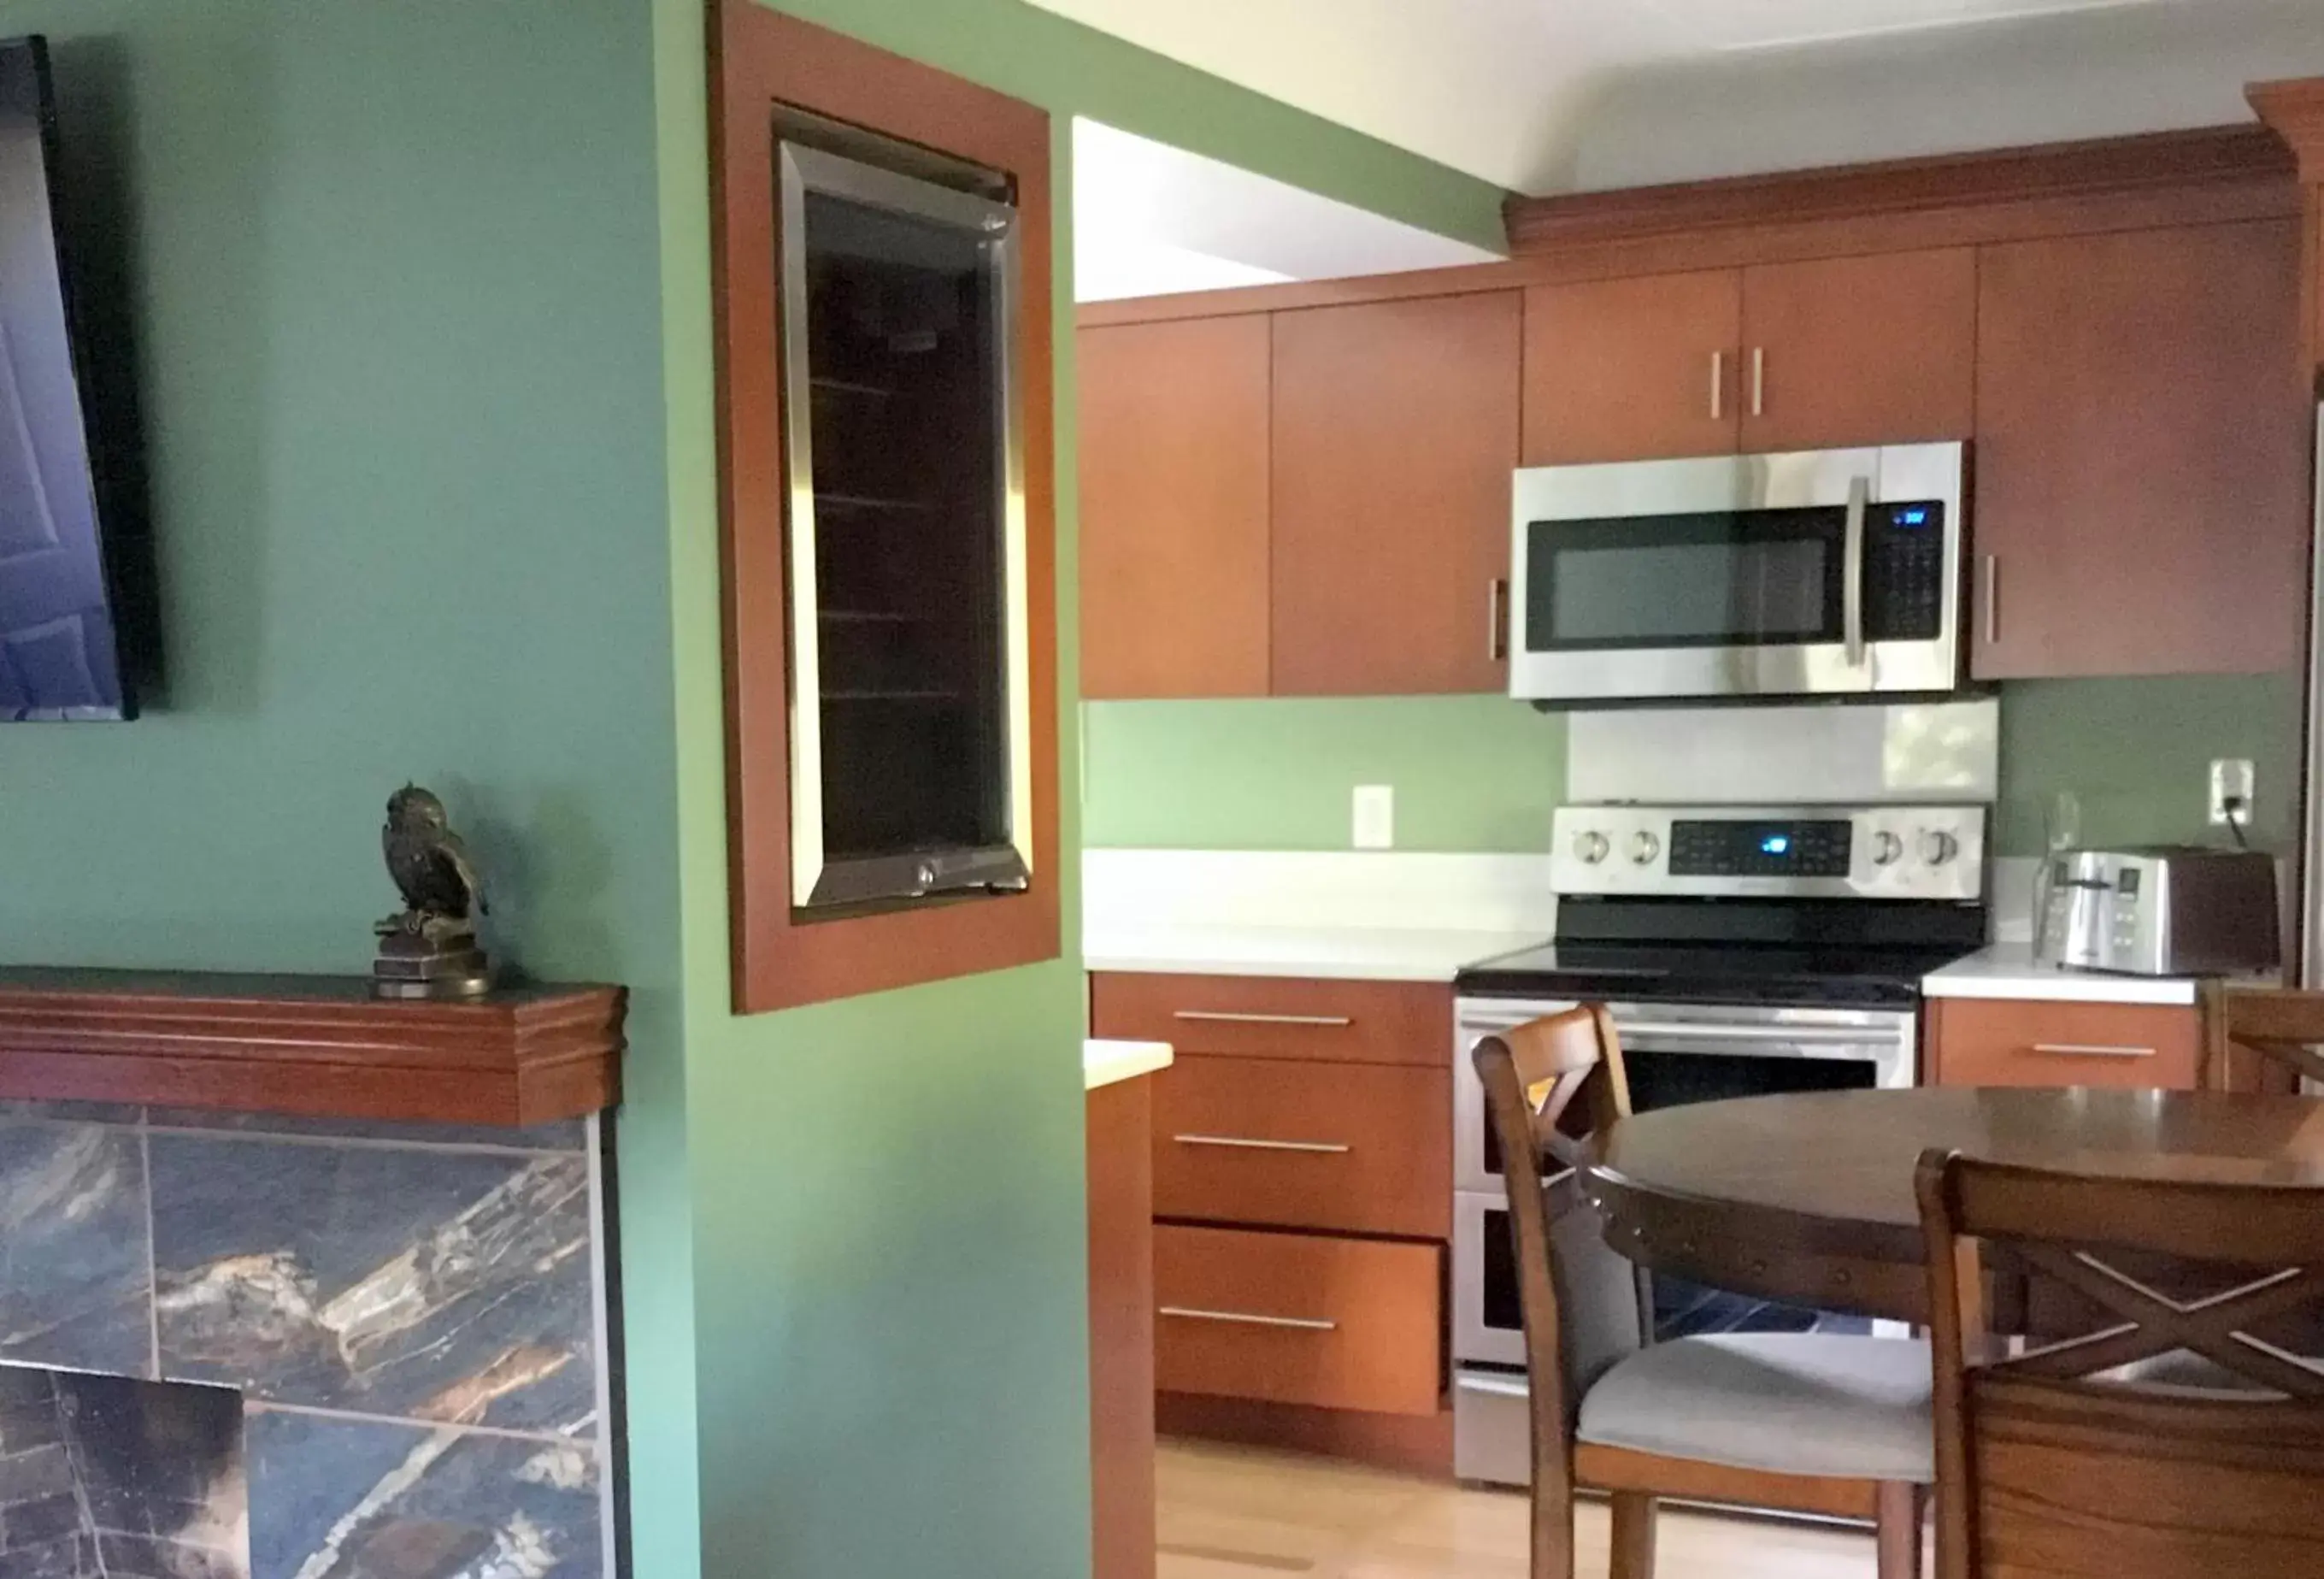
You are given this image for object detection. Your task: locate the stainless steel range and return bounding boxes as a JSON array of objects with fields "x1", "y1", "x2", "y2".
[{"x1": 1450, "y1": 801, "x2": 1986, "y2": 1486}]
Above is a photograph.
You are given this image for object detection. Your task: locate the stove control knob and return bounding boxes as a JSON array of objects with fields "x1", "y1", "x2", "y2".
[
  {"x1": 1872, "y1": 831, "x2": 1904, "y2": 867},
  {"x1": 1629, "y1": 830, "x2": 1662, "y2": 866},
  {"x1": 1918, "y1": 829, "x2": 1960, "y2": 867},
  {"x1": 1572, "y1": 830, "x2": 1610, "y2": 865}
]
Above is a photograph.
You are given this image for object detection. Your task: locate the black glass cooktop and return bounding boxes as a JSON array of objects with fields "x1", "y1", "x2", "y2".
[{"x1": 1455, "y1": 896, "x2": 1987, "y2": 1010}]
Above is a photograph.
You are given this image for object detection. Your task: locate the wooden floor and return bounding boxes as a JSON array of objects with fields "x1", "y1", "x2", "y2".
[{"x1": 1157, "y1": 1437, "x2": 1892, "y2": 1578}]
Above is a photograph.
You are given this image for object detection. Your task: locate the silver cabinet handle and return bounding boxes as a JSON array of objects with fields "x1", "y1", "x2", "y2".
[
  {"x1": 1487, "y1": 577, "x2": 1509, "y2": 663},
  {"x1": 1980, "y1": 555, "x2": 1999, "y2": 645},
  {"x1": 1161, "y1": 1306, "x2": 1337, "y2": 1332},
  {"x1": 2032, "y1": 1043, "x2": 2156, "y2": 1059},
  {"x1": 1173, "y1": 1010, "x2": 1351, "y2": 1028},
  {"x1": 1172, "y1": 1134, "x2": 1351, "y2": 1155},
  {"x1": 1842, "y1": 474, "x2": 1869, "y2": 668},
  {"x1": 1750, "y1": 346, "x2": 1766, "y2": 417},
  {"x1": 1709, "y1": 350, "x2": 1724, "y2": 421}
]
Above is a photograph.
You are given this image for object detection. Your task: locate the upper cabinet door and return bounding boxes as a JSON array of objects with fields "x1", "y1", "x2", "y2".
[
  {"x1": 1521, "y1": 271, "x2": 1740, "y2": 465},
  {"x1": 1739, "y1": 249, "x2": 1977, "y2": 452},
  {"x1": 1973, "y1": 220, "x2": 2309, "y2": 680},
  {"x1": 1272, "y1": 292, "x2": 1522, "y2": 696},
  {"x1": 1079, "y1": 317, "x2": 1271, "y2": 698}
]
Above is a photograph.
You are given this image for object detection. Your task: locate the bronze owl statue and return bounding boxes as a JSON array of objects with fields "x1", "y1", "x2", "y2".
[{"x1": 381, "y1": 785, "x2": 486, "y2": 936}]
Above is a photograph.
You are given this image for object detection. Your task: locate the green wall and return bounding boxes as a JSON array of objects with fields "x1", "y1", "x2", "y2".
[
  {"x1": 1086, "y1": 674, "x2": 2304, "y2": 858},
  {"x1": 0, "y1": 0, "x2": 1501, "y2": 1573},
  {"x1": 0, "y1": 3, "x2": 702, "y2": 1576},
  {"x1": 1994, "y1": 672, "x2": 2303, "y2": 853},
  {"x1": 1083, "y1": 695, "x2": 1568, "y2": 851},
  {"x1": 651, "y1": 4, "x2": 1504, "y2": 1576}
]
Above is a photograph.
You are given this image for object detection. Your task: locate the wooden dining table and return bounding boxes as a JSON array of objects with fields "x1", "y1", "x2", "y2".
[{"x1": 1582, "y1": 1086, "x2": 2324, "y2": 1325}]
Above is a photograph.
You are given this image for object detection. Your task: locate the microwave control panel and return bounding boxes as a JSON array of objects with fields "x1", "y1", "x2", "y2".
[{"x1": 1865, "y1": 500, "x2": 1947, "y2": 642}]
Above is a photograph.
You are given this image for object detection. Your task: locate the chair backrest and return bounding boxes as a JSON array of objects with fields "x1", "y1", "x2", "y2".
[
  {"x1": 2205, "y1": 982, "x2": 2324, "y2": 1093},
  {"x1": 1472, "y1": 1007, "x2": 1647, "y2": 1476},
  {"x1": 1916, "y1": 1149, "x2": 2324, "y2": 1579}
]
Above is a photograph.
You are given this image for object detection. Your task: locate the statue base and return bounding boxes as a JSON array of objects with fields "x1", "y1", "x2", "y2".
[{"x1": 371, "y1": 928, "x2": 491, "y2": 1001}]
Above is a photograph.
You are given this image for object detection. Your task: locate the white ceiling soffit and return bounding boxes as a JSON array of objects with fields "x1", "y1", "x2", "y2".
[
  {"x1": 1070, "y1": 119, "x2": 1501, "y2": 303},
  {"x1": 1030, "y1": 0, "x2": 2324, "y2": 196}
]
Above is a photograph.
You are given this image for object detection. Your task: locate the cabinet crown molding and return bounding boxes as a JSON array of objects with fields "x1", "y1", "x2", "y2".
[
  {"x1": 1505, "y1": 125, "x2": 2293, "y2": 254},
  {"x1": 2251, "y1": 77, "x2": 2324, "y2": 178}
]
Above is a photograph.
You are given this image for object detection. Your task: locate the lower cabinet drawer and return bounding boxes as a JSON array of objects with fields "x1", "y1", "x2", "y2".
[
  {"x1": 1154, "y1": 1056, "x2": 1450, "y2": 1238},
  {"x1": 1155, "y1": 1223, "x2": 1442, "y2": 1417},
  {"x1": 1928, "y1": 997, "x2": 2201, "y2": 1089},
  {"x1": 1091, "y1": 972, "x2": 1450, "y2": 1067}
]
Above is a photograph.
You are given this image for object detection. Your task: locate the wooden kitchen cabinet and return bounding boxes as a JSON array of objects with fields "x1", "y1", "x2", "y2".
[
  {"x1": 1087, "y1": 1066, "x2": 1156, "y2": 1579},
  {"x1": 1095, "y1": 969, "x2": 1457, "y2": 1468},
  {"x1": 1270, "y1": 292, "x2": 1521, "y2": 695},
  {"x1": 1971, "y1": 219, "x2": 2311, "y2": 679},
  {"x1": 1927, "y1": 996, "x2": 2203, "y2": 1089},
  {"x1": 1153, "y1": 1056, "x2": 1450, "y2": 1239},
  {"x1": 1079, "y1": 316, "x2": 1272, "y2": 698},
  {"x1": 1091, "y1": 972, "x2": 1451, "y2": 1067},
  {"x1": 1737, "y1": 249, "x2": 1977, "y2": 451},
  {"x1": 1522, "y1": 270, "x2": 1741, "y2": 464},
  {"x1": 1156, "y1": 1223, "x2": 1443, "y2": 1417}
]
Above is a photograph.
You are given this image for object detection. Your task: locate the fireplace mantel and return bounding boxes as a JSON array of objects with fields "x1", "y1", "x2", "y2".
[{"x1": 0, "y1": 967, "x2": 622, "y2": 1125}]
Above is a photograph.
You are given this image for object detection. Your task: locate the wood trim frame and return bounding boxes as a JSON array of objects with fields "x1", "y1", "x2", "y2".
[
  {"x1": 0, "y1": 967, "x2": 622, "y2": 1125},
  {"x1": 2250, "y1": 78, "x2": 2324, "y2": 383},
  {"x1": 1077, "y1": 122, "x2": 2299, "y2": 330},
  {"x1": 710, "y1": 1, "x2": 1060, "y2": 1014}
]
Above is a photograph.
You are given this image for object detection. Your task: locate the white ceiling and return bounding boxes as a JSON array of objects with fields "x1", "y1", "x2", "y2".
[
  {"x1": 1032, "y1": 0, "x2": 2324, "y2": 195},
  {"x1": 1071, "y1": 120, "x2": 1501, "y2": 303}
]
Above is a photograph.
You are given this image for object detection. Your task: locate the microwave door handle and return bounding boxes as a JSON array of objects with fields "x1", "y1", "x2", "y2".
[{"x1": 1842, "y1": 474, "x2": 1869, "y2": 668}]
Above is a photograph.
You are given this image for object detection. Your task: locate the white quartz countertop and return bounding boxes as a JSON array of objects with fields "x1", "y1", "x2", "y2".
[
  {"x1": 1921, "y1": 943, "x2": 2202, "y2": 1007},
  {"x1": 1084, "y1": 1038, "x2": 1174, "y2": 1091},
  {"x1": 1084, "y1": 924, "x2": 1544, "y2": 984}
]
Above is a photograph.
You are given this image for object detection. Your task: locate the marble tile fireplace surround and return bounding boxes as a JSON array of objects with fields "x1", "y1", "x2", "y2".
[{"x1": 0, "y1": 1101, "x2": 615, "y2": 1579}]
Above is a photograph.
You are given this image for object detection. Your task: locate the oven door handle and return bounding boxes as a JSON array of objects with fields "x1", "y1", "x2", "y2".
[
  {"x1": 1455, "y1": 1371, "x2": 1531, "y2": 1401},
  {"x1": 1611, "y1": 1020, "x2": 1901, "y2": 1045},
  {"x1": 1842, "y1": 474, "x2": 1870, "y2": 669}
]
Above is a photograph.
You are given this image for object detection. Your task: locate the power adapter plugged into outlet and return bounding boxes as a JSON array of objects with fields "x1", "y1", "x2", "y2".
[{"x1": 2209, "y1": 758, "x2": 2255, "y2": 828}]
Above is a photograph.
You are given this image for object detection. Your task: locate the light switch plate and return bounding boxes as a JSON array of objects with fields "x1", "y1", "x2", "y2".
[
  {"x1": 2209, "y1": 758, "x2": 2255, "y2": 827},
  {"x1": 1352, "y1": 785, "x2": 1394, "y2": 850}
]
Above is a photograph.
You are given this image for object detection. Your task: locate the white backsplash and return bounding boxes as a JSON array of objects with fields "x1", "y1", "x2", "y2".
[{"x1": 1567, "y1": 698, "x2": 1999, "y2": 805}]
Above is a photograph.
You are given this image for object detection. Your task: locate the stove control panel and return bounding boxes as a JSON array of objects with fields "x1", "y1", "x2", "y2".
[{"x1": 1551, "y1": 804, "x2": 1985, "y2": 901}]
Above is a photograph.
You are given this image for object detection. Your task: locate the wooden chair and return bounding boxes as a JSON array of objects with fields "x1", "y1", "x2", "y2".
[
  {"x1": 2203, "y1": 981, "x2": 2324, "y2": 1094},
  {"x1": 1916, "y1": 1148, "x2": 2324, "y2": 1579},
  {"x1": 1475, "y1": 1006, "x2": 1931, "y2": 1579}
]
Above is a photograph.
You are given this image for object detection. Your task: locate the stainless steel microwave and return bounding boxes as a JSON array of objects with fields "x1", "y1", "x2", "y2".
[{"x1": 1509, "y1": 442, "x2": 1967, "y2": 704}]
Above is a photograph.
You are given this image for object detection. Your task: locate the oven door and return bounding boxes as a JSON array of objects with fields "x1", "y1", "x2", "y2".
[
  {"x1": 1509, "y1": 443, "x2": 1963, "y2": 702},
  {"x1": 1456, "y1": 998, "x2": 1916, "y2": 1196},
  {"x1": 1455, "y1": 997, "x2": 1575, "y2": 1194},
  {"x1": 1454, "y1": 1189, "x2": 1528, "y2": 1368}
]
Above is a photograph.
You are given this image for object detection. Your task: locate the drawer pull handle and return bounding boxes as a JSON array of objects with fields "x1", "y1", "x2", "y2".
[
  {"x1": 1172, "y1": 1134, "x2": 1352, "y2": 1155},
  {"x1": 1173, "y1": 1010, "x2": 1353, "y2": 1028},
  {"x1": 2032, "y1": 1042, "x2": 2156, "y2": 1058},
  {"x1": 1160, "y1": 1305, "x2": 1337, "y2": 1332}
]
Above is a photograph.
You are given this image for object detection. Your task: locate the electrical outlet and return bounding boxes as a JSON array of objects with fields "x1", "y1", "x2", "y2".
[
  {"x1": 1352, "y1": 785, "x2": 1394, "y2": 850},
  {"x1": 2209, "y1": 758, "x2": 2255, "y2": 827}
]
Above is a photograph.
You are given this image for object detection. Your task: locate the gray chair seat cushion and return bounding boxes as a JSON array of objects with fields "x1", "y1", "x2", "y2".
[{"x1": 1577, "y1": 1332, "x2": 1933, "y2": 1483}]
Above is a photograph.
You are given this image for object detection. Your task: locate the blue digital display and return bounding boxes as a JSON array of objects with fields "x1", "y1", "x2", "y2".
[
  {"x1": 1896, "y1": 507, "x2": 1930, "y2": 527},
  {"x1": 1760, "y1": 834, "x2": 1791, "y2": 856}
]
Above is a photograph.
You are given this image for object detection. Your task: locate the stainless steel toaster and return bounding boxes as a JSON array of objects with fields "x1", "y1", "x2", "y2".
[{"x1": 2036, "y1": 847, "x2": 2280, "y2": 977}]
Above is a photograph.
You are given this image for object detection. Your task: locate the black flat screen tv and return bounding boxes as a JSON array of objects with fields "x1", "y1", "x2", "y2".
[{"x1": 0, "y1": 37, "x2": 135, "y2": 721}]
